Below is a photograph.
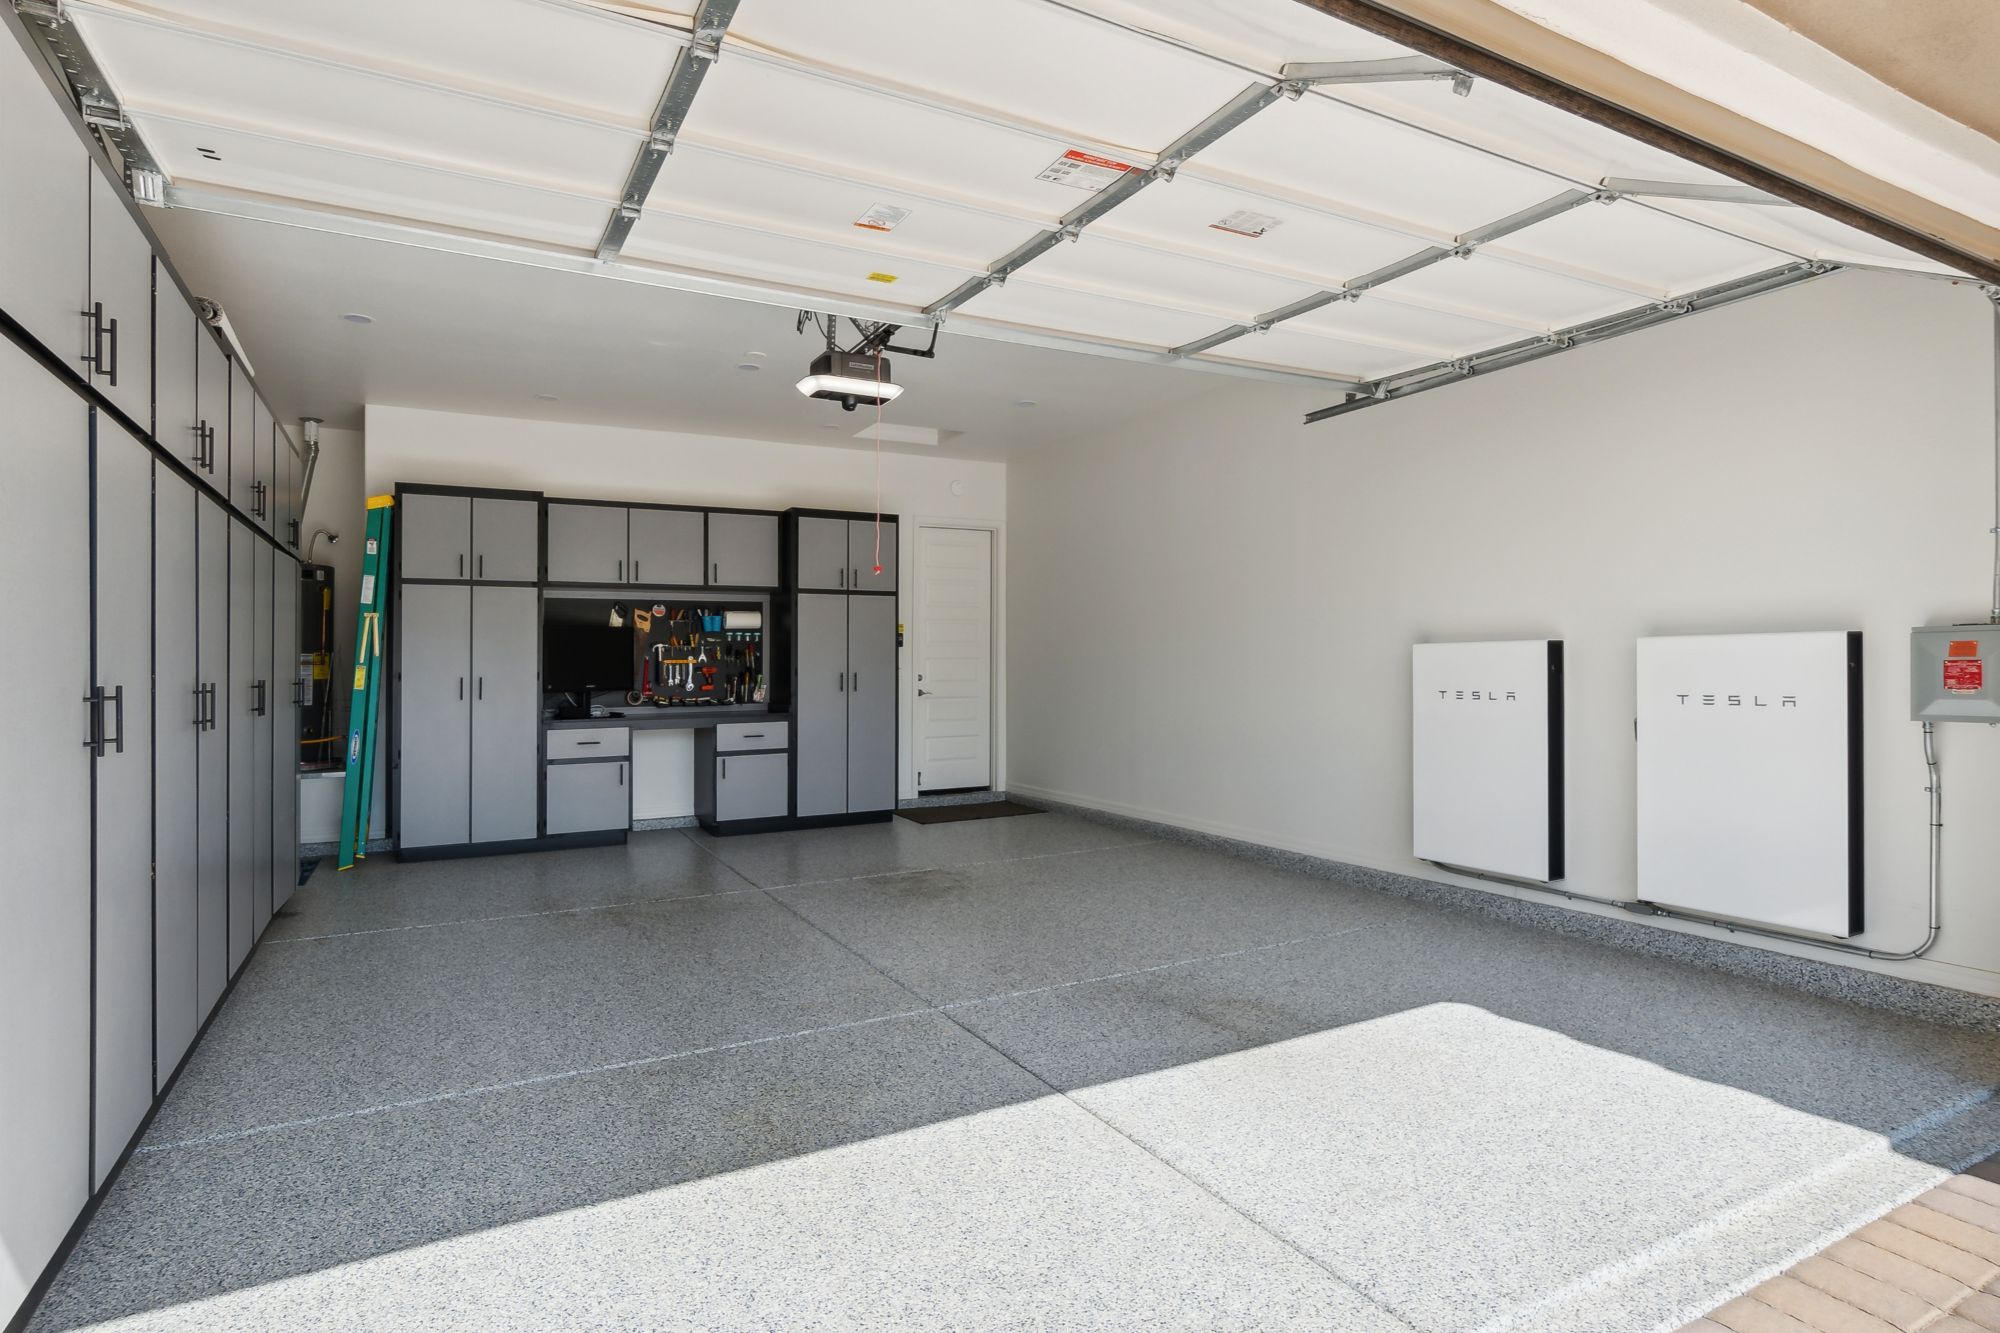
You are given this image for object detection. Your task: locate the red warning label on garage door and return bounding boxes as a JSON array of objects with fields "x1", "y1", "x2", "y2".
[
  {"x1": 1944, "y1": 658, "x2": 1984, "y2": 693},
  {"x1": 1037, "y1": 149, "x2": 1135, "y2": 191}
]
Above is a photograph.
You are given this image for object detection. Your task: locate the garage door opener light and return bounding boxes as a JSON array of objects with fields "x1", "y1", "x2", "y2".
[{"x1": 796, "y1": 349, "x2": 902, "y2": 411}]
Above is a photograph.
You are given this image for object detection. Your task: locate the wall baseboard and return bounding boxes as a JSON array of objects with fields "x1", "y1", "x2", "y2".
[{"x1": 1008, "y1": 783, "x2": 2000, "y2": 1033}]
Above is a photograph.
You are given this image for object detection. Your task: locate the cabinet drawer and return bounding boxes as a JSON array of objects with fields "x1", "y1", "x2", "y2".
[
  {"x1": 545, "y1": 760, "x2": 629, "y2": 835},
  {"x1": 715, "y1": 720, "x2": 787, "y2": 752},
  {"x1": 546, "y1": 726, "x2": 629, "y2": 760}
]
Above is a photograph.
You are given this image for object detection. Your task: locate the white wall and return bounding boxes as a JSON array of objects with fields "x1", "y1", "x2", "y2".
[
  {"x1": 366, "y1": 404, "x2": 1008, "y2": 808},
  {"x1": 1006, "y1": 271, "x2": 2000, "y2": 997}
]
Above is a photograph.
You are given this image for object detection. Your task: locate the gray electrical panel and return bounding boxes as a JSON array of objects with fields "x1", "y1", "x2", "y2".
[{"x1": 1911, "y1": 625, "x2": 2000, "y2": 723}]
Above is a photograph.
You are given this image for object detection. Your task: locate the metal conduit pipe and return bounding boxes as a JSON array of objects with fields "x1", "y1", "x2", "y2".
[
  {"x1": 1990, "y1": 294, "x2": 2000, "y2": 624},
  {"x1": 1431, "y1": 722, "x2": 1943, "y2": 963}
]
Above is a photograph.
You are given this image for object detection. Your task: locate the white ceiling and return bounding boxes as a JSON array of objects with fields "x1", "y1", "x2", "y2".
[
  {"x1": 49, "y1": 0, "x2": 1968, "y2": 443},
  {"x1": 145, "y1": 206, "x2": 1225, "y2": 458}
]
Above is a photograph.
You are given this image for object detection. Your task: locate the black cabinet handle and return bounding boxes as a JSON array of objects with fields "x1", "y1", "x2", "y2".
[
  {"x1": 617, "y1": 559, "x2": 624, "y2": 582},
  {"x1": 478, "y1": 553, "x2": 484, "y2": 579},
  {"x1": 107, "y1": 684, "x2": 125, "y2": 753},
  {"x1": 837, "y1": 673, "x2": 844, "y2": 693},
  {"x1": 721, "y1": 757, "x2": 727, "y2": 781},
  {"x1": 458, "y1": 553, "x2": 464, "y2": 578},
  {"x1": 105, "y1": 314, "x2": 119, "y2": 387},
  {"x1": 574, "y1": 739, "x2": 601, "y2": 746},
  {"x1": 80, "y1": 303, "x2": 105, "y2": 376},
  {"x1": 194, "y1": 685, "x2": 207, "y2": 727},
  {"x1": 458, "y1": 677, "x2": 464, "y2": 701},
  {"x1": 838, "y1": 566, "x2": 845, "y2": 588},
  {"x1": 206, "y1": 683, "x2": 217, "y2": 730},
  {"x1": 477, "y1": 676, "x2": 483, "y2": 700},
  {"x1": 253, "y1": 679, "x2": 268, "y2": 717},
  {"x1": 82, "y1": 689, "x2": 102, "y2": 755},
  {"x1": 741, "y1": 733, "x2": 763, "y2": 740},
  {"x1": 712, "y1": 562, "x2": 719, "y2": 583},
  {"x1": 851, "y1": 672, "x2": 859, "y2": 692},
  {"x1": 618, "y1": 763, "x2": 625, "y2": 787}
]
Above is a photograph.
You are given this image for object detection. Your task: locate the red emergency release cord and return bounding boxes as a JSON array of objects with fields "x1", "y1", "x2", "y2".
[{"x1": 872, "y1": 352, "x2": 884, "y2": 575}]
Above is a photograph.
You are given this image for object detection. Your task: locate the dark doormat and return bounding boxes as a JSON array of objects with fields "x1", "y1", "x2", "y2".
[{"x1": 897, "y1": 801, "x2": 1042, "y2": 825}]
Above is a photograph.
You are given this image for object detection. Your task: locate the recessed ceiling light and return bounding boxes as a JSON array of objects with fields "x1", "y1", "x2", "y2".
[
  {"x1": 1015, "y1": 399, "x2": 1037, "y2": 408},
  {"x1": 736, "y1": 361, "x2": 761, "y2": 372},
  {"x1": 533, "y1": 393, "x2": 559, "y2": 402},
  {"x1": 340, "y1": 312, "x2": 373, "y2": 324}
]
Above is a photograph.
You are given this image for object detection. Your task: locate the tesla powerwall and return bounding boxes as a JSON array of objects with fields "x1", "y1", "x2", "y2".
[
  {"x1": 1636, "y1": 631, "x2": 1862, "y2": 936},
  {"x1": 1412, "y1": 640, "x2": 1564, "y2": 882}
]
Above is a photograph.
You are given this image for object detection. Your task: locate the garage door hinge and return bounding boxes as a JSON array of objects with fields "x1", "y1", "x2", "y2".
[{"x1": 15, "y1": 0, "x2": 63, "y2": 22}]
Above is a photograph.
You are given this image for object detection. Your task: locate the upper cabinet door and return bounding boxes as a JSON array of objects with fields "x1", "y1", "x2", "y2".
[
  {"x1": 708, "y1": 513, "x2": 778, "y2": 588},
  {"x1": 628, "y1": 507, "x2": 703, "y2": 586},
  {"x1": 194, "y1": 325, "x2": 229, "y2": 487},
  {"x1": 228, "y1": 360, "x2": 256, "y2": 519},
  {"x1": 471, "y1": 497, "x2": 539, "y2": 582},
  {"x1": 795, "y1": 517, "x2": 848, "y2": 592},
  {"x1": 252, "y1": 395, "x2": 275, "y2": 533},
  {"x1": 156, "y1": 273, "x2": 202, "y2": 474},
  {"x1": 0, "y1": 27, "x2": 89, "y2": 360},
  {"x1": 848, "y1": 519, "x2": 897, "y2": 594},
  {"x1": 546, "y1": 503, "x2": 627, "y2": 585},
  {"x1": 399, "y1": 493, "x2": 471, "y2": 581},
  {"x1": 85, "y1": 166, "x2": 153, "y2": 428}
]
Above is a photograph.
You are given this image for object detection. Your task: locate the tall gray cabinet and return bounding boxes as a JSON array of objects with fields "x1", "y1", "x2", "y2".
[
  {"x1": 786, "y1": 510, "x2": 899, "y2": 822},
  {"x1": 396, "y1": 580, "x2": 540, "y2": 852},
  {"x1": 1, "y1": 18, "x2": 304, "y2": 1324}
]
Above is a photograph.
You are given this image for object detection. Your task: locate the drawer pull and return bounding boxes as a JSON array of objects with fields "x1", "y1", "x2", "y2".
[{"x1": 574, "y1": 739, "x2": 601, "y2": 745}]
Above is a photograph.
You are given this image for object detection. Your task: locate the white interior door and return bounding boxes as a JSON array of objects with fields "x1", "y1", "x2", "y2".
[{"x1": 914, "y1": 526, "x2": 993, "y2": 793}]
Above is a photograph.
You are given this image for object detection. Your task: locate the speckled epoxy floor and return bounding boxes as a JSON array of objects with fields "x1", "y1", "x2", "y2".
[{"x1": 29, "y1": 813, "x2": 2000, "y2": 1332}]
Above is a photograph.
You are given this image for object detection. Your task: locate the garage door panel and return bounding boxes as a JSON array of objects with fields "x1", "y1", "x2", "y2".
[
  {"x1": 1103, "y1": 177, "x2": 1423, "y2": 289},
  {"x1": 620, "y1": 212, "x2": 966, "y2": 306}
]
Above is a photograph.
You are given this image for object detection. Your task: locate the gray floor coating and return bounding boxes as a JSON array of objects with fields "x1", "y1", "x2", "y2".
[{"x1": 30, "y1": 812, "x2": 2000, "y2": 1332}]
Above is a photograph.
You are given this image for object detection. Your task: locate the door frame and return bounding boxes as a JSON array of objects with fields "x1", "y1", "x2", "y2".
[{"x1": 905, "y1": 518, "x2": 1003, "y2": 801}]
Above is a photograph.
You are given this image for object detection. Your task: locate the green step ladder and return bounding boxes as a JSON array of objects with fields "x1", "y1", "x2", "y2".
[{"x1": 337, "y1": 496, "x2": 394, "y2": 871}]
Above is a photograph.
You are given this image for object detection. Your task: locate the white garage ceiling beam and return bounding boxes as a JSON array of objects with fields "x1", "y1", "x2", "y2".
[
  {"x1": 596, "y1": 0, "x2": 737, "y2": 260},
  {"x1": 1302, "y1": 260, "x2": 1832, "y2": 422},
  {"x1": 1171, "y1": 187, "x2": 1603, "y2": 356}
]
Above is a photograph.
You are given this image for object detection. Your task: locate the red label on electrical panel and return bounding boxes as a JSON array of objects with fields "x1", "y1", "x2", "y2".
[
  {"x1": 1948, "y1": 640, "x2": 1980, "y2": 657},
  {"x1": 1944, "y1": 659, "x2": 1984, "y2": 693}
]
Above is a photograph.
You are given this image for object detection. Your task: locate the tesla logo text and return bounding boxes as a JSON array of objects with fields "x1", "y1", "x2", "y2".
[
  {"x1": 1674, "y1": 694, "x2": 1797, "y2": 707},
  {"x1": 1435, "y1": 690, "x2": 1518, "y2": 701}
]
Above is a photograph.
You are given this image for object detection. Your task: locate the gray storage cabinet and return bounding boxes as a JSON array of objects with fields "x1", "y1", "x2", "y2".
[
  {"x1": 92, "y1": 419, "x2": 157, "y2": 1185},
  {"x1": 395, "y1": 582, "x2": 540, "y2": 850},
  {"x1": 195, "y1": 319, "x2": 230, "y2": 489},
  {"x1": 155, "y1": 466, "x2": 201, "y2": 1086},
  {"x1": 847, "y1": 519, "x2": 897, "y2": 594},
  {"x1": 195, "y1": 495, "x2": 230, "y2": 1015},
  {"x1": 85, "y1": 164, "x2": 153, "y2": 428},
  {"x1": 629, "y1": 506, "x2": 705, "y2": 585},
  {"x1": 795, "y1": 516, "x2": 849, "y2": 591},
  {"x1": 252, "y1": 542, "x2": 275, "y2": 938},
  {"x1": 474, "y1": 497, "x2": 539, "y2": 581},
  {"x1": 156, "y1": 270, "x2": 203, "y2": 478},
  {"x1": 0, "y1": 335, "x2": 92, "y2": 1329},
  {"x1": 696, "y1": 722, "x2": 790, "y2": 830},
  {"x1": 0, "y1": 23, "x2": 89, "y2": 360},
  {"x1": 546, "y1": 502, "x2": 627, "y2": 584},
  {"x1": 845, "y1": 595, "x2": 897, "y2": 811},
  {"x1": 470, "y1": 586, "x2": 540, "y2": 843},
  {"x1": 252, "y1": 395, "x2": 275, "y2": 534},
  {"x1": 227, "y1": 518, "x2": 257, "y2": 974},
  {"x1": 794, "y1": 593, "x2": 851, "y2": 817},
  {"x1": 708, "y1": 511, "x2": 779, "y2": 587},
  {"x1": 228, "y1": 360, "x2": 257, "y2": 524},
  {"x1": 400, "y1": 492, "x2": 471, "y2": 581},
  {"x1": 543, "y1": 726, "x2": 629, "y2": 836},
  {"x1": 273, "y1": 555, "x2": 301, "y2": 908},
  {"x1": 396, "y1": 583, "x2": 472, "y2": 849}
]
